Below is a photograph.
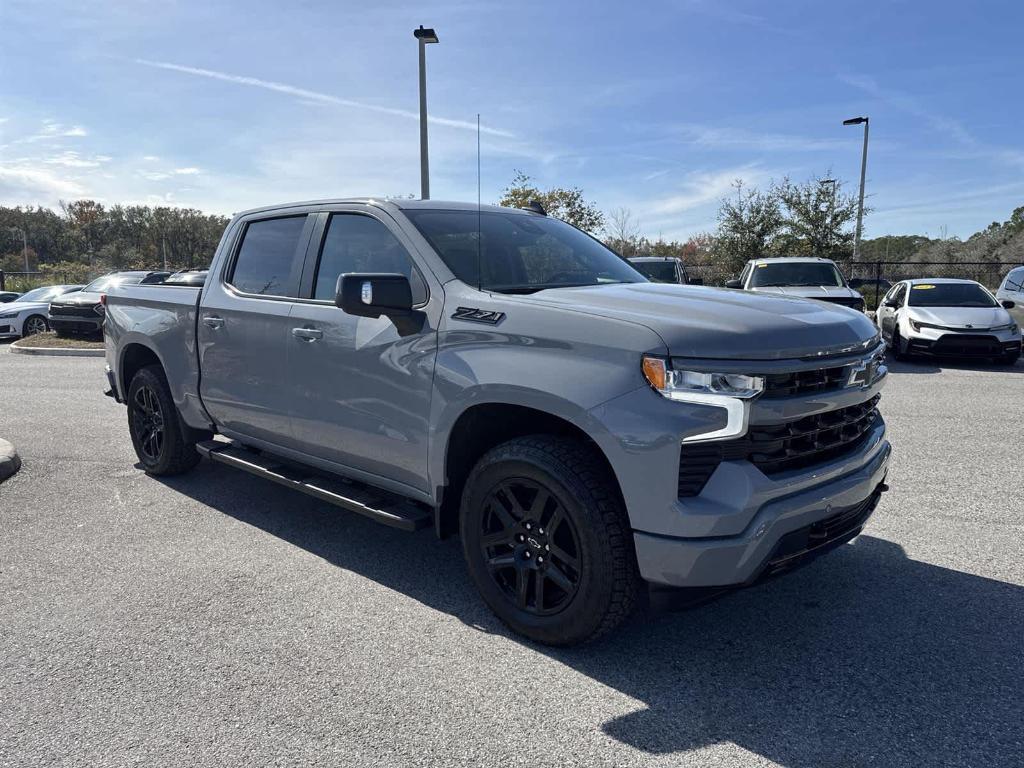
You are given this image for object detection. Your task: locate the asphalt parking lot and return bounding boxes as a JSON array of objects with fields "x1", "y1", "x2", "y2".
[{"x1": 1, "y1": 349, "x2": 1021, "y2": 767}]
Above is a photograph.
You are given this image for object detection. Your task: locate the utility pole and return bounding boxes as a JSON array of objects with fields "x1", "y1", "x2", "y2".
[{"x1": 414, "y1": 25, "x2": 439, "y2": 200}]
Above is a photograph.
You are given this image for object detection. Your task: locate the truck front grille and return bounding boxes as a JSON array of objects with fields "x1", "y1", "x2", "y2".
[
  {"x1": 677, "y1": 395, "x2": 881, "y2": 496},
  {"x1": 49, "y1": 304, "x2": 95, "y2": 317},
  {"x1": 762, "y1": 364, "x2": 849, "y2": 398}
]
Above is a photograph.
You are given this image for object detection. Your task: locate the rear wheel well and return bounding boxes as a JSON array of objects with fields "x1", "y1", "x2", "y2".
[
  {"x1": 437, "y1": 403, "x2": 623, "y2": 538},
  {"x1": 120, "y1": 344, "x2": 162, "y2": 395}
]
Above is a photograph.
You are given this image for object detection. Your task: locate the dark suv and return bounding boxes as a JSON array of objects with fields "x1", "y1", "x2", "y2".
[{"x1": 49, "y1": 271, "x2": 169, "y2": 336}]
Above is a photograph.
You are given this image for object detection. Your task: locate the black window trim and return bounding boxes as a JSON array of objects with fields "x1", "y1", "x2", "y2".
[
  {"x1": 222, "y1": 213, "x2": 314, "y2": 302},
  {"x1": 297, "y1": 209, "x2": 430, "y2": 307}
]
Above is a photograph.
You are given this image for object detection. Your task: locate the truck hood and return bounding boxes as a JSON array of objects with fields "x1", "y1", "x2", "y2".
[
  {"x1": 525, "y1": 283, "x2": 879, "y2": 360},
  {"x1": 750, "y1": 285, "x2": 862, "y2": 300},
  {"x1": 906, "y1": 305, "x2": 1014, "y2": 330}
]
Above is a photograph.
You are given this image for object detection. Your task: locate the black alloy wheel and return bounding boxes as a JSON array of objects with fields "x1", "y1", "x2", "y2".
[
  {"x1": 479, "y1": 478, "x2": 582, "y2": 616},
  {"x1": 131, "y1": 383, "x2": 165, "y2": 463}
]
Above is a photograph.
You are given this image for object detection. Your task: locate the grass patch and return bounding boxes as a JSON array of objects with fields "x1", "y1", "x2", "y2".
[{"x1": 12, "y1": 331, "x2": 104, "y2": 350}]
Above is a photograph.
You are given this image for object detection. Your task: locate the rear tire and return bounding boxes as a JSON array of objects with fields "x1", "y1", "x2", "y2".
[
  {"x1": 460, "y1": 435, "x2": 639, "y2": 646},
  {"x1": 127, "y1": 365, "x2": 204, "y2": 476}
]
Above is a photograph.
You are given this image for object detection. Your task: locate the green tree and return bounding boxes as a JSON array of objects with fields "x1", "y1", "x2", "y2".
[
  {"x1": 775, "y1": 174, "x2": 860, "y2": 260},
  {"x1": 499, "y1": 171, "x2": 605, "y2": 234},
  {"x1": 715, "y1": 180, "x2": 784, "y2": 271}
]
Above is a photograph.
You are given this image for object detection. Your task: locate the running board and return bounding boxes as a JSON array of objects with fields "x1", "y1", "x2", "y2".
[{"x1": 195, "y1": 440, "x2": 431, "y2": 532}]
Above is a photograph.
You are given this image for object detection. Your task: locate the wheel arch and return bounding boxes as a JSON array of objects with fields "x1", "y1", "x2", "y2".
[{"x1": 434, "y1": 399, "x2": 626, "y2": 539}]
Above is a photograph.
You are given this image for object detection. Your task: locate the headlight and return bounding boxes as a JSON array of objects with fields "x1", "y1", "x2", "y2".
[
  {"x1": 991, "y1": 322, "x2": 1018, "y2": 333},
  {"x1": 0, "y1": 312, "x2": 18, "y2": 319},
  {"x1": 909, "y1": 319, "x2": 945, "y2": 332},
  {"x1": 642, "y1": 356, "x2": 764, "y2": 442}
]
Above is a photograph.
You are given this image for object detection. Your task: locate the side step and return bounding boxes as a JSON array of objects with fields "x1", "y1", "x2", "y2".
[{"x1": 195, "y1": 440, "x2": 432, "y2": 532}]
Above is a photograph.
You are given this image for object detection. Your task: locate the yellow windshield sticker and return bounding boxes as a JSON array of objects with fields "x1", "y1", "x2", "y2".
[
  {"x1": 757, "y1": 264, "x2": 767, "y2": 268},
  {"x1": 913, "y1": 284, "x2": 936, "y2": 289}
]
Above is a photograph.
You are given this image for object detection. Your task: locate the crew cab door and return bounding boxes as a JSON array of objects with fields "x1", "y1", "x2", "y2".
[
  {"x1": 286, "y1": 208, "x2": 440, "y2": 494},
  {"x1": 197, "y1": 213, "x2": 314, "y2": 447}
]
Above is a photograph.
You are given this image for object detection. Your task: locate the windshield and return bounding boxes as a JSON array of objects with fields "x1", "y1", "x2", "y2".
[
  {"x1": 750, "y1": 261, "x2": 846, "y2": 288},
  {"x1": 908, "y1": 283, "x2": 998, "y2": 308},
  {"x1": 19, "y1": 286, "x2": 68, "y2": 302},
  {"x1": 405, "y1": 210, "x2": 645, "y2": 293},
  {"x1": 82, "y1": 274, "x2": 144, "y2": 293},
  {"x1": 631, "y1": 261, "x2": 678, "y2": 283}
]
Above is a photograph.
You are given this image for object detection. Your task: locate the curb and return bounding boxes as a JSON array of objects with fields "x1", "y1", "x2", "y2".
[
  {"x1": 9, "y1": 344, "x2": 104, "y2": 357},
  {"x1": 0, "y1": 438, "x2": 21, "y2": 483}
]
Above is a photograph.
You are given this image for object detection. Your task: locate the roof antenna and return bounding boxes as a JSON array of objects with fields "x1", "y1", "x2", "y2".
[{"x1": 477, "y1": 113, "x2": 483, "y2": 292}]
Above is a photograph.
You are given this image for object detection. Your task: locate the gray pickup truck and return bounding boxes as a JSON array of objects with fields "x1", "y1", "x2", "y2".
[{"x1": 104, "y1": 198, "x2": 890, "y2": 645}]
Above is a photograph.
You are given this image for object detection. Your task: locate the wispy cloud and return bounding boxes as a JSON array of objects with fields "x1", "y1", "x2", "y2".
[
  {"x1": 16, "y1": 119, "x2": 88, "y2": 143},
  {"x1": 41, "y1": 150, "x2": 111, "y2": 168},
  {"x1": 135, "y1": 59, "x2": 514, "y2": 138},
  {"x1": 676, "y1": 124, "x2": 847, "y2": 153},
  {"x1": 840, "y1": 74, "x2": 1024, "y2": 170},
  {"x1": 648, "y1": 165, "x2": 768, "y2": 216},
  {"x1": 0, "y1": 162, "x2": 87, "y2": 200},
  {"x1": 172, "y1": 166, "x2": 200, "y2": 175}
]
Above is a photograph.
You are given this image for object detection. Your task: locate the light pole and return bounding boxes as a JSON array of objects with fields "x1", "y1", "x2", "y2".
[
  {"x1": 843, "y1": 116, "x2": 869, "y2": 259},
  {"x1": 414, "y1": 25, "x2": 439, "y2": 200},
  {"x1": 8, "y1": 226, "x2": 29, "y2": 273}
]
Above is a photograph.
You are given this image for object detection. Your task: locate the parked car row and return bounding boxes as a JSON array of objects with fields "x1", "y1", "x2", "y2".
[{"x1": 0, "y1": 270, "x2": 210, "y2": 340}]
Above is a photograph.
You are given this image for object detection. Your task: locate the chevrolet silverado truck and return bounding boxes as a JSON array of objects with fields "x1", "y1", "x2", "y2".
[{"x1": 104, "y1": 198, "x2": 890, "y2": 646}]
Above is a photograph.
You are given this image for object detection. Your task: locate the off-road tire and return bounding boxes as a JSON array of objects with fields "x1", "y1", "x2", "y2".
[
  {"x1": 460, "y1": 435, "x2": 639, "y2": 646},
  {"x1": 127, "y1": 364, "x2": 204, "y2": 476}
]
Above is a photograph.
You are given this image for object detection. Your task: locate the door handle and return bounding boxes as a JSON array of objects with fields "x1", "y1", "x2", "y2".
[
  {"x1": 292, "y1": 327, "x2": 323, "y2": 341},
  {"x1": 202, "y1": 316, "x2": 225, "y2": 329}
]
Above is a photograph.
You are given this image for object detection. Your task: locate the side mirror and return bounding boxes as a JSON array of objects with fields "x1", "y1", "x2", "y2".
[
  {"x1": 336, "y1": 273, "x2": 413, "y2": 318},
  {"x1": 883, "y1": 298, "x2": 899, "y2": 308},
  {"x1": 724, "y1": 279, "x2": 742, "y2": 289},
  {"x1": 1002, "y1": 299, "x2": 1016, "y2": 309},
  {"x1": 687, "y1": 277, "x2": 704, "y2": 286}
]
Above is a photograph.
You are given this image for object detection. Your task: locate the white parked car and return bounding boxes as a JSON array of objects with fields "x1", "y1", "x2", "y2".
[
  {"x1": 726, "y1": 257, "x2": 865, "y2": 311},
  {"x1": 875, "y1": 278, "x2": 1021, "y2": 365},
  {"x1": 995, "y1": 265, "x2": 1024, "y2": 329},
  {"x1": 0, "y1": 284, "x2": 84, "y2": 339}
]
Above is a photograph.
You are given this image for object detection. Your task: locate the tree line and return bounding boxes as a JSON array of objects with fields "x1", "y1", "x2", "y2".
[
  {"x1": 498, "y1": 170, "x2": 1024, "y2": 278},
  {"x1": 0, "y1": 201, "x2": 228, "y2": 285},
  {"x1": 2, "y1": 174, "x2": 1021, "y2": 290}
]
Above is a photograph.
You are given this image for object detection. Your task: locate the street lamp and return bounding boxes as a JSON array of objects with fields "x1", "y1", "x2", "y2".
[
  {"x1": 843, "y1": 116, "x2": 869, "y2": 260},
  {"x1": 7, "y1": 226, "x2": 29, "y2": 273},
  {"x1": 414, "y1": 25, "x2": 439, "y2": 200}
]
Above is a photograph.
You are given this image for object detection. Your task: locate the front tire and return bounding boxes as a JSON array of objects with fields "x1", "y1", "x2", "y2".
[
  {"x1": 460, "y1": 436, "x2": 638, "y2": 646},
  {"x1": 22, "y1": 314, "x2": 49, "y2": 336},
  {"x1": 127, "y1": 365, "x2": 203, "y2": 476},
  {"x1": 891, "y1": 327, "x2": 908, "y2": 361}
]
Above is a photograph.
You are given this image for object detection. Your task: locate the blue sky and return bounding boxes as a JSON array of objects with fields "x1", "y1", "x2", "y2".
[{"x1": 1, "y1": 0, "x2": 1021, "y2": 241}]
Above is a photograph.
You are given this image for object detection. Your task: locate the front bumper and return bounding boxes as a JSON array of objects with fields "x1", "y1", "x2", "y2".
[
  {"x1": 49, "y1": 314, "x2": 103, "y2": 334},
  {"x1": 905, "y1": 328, "x2": 1021, "y2": 358},
  {"x1": 633, "y1": 440, "x2": 891, "y2": 587}
]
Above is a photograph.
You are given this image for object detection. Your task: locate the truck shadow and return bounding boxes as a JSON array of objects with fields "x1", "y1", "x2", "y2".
[{"x1": 157, "y1": 464, "x2": 1022, "y2": 767}]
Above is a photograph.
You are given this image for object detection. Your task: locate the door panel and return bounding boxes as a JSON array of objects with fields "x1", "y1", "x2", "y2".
[
  {"x1": 287, "y1": 210, "x2": 439, "y2": 492},
  {"x1": 198, "y1": 214, "x2": 311, "y2": 447}
]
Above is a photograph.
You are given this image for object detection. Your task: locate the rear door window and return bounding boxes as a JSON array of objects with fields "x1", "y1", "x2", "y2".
[{"x1": 229, "y1": 216, "x2": 308, "y2": 297}]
